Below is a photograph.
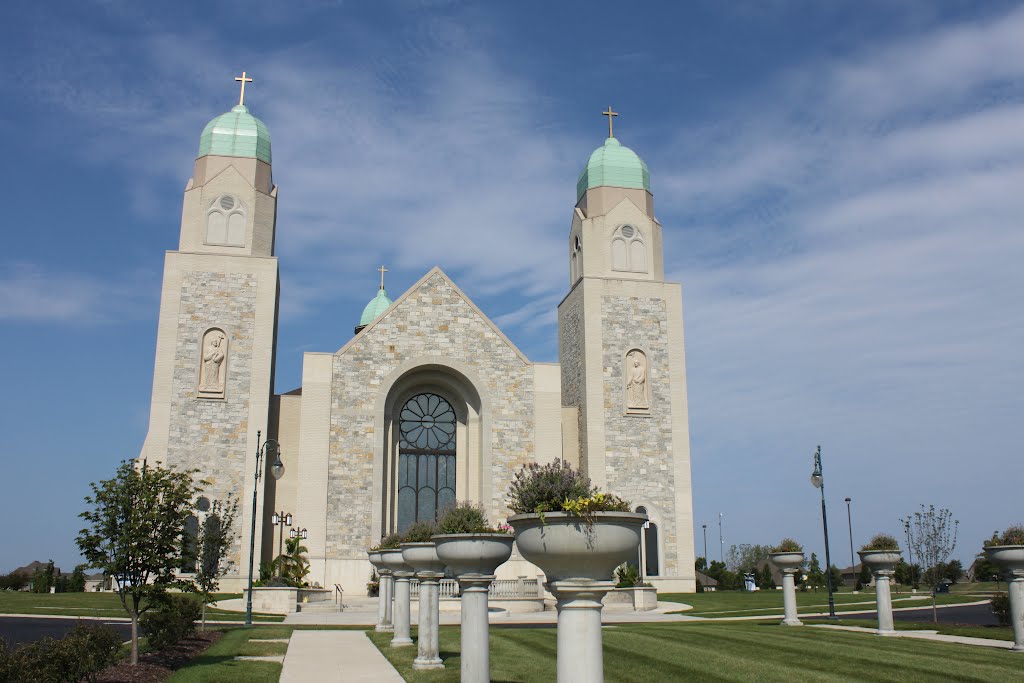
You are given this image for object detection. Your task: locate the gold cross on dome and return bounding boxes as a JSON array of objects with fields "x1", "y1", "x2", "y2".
[
  {"x1": 378, "y1": 265, "x2": 388, "y2": 290},
  {"x1": 602, "y1": 106, "x2": 618, "y2": 138},
  {"x1": 234, "y1": 71, "x2": 253, "y2": 106}
]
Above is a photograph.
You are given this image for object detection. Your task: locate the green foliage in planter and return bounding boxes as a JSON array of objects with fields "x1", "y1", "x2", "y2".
[
  {"x1": 140, "y1": 594, "x2": 201, "y2": 651},
  {"x1": 989, "y1": 524, "x2": 1024, "y2": 546},
  {"x1": 0, "y1": 622, "x2": 123, "y2": 682},
  {"x1": 376, "y1": 533, "x2": 403, "y2": 550},
  {"x1": 401, "y1": 520, "x2": 438, "y2": 543},
  {"x1": 508, "y1": 461, "x2": 631, "y2": 516},
  {"x1": 861, "y1": 533, "x2": 900, "y2": 551},
  {"x1": 367, "y1": 569, "x2": 380, "y2": 597},
  {"x1": 436, "y1": 501, "x2": 496, "y2": 534},
  {"x1": 772, "y1": 538, "x2": 803, "y2": 553},
  {"x1": 990, "y1": 592, "x2": 1010, "y2": 627}
]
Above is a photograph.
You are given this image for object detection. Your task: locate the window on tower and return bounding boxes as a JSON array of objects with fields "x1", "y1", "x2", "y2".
[
  {"x1": 611, "y1": 225, "x2": 647, "y2": 273},
  {"x1": 205, "y1": 195, "x2": 246, "y2": 247},
  {"x1": 570, "y1": 234, "x2": 583, "y2": 283}
]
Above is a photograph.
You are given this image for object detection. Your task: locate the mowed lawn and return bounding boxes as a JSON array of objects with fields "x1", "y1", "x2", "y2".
[
  {"x1": 659, "y1": 589, "x2": 980, "y2": 617},
  {"x1": 0, "y1": 591, "x2": 283, "y2": 621},
  {"x1": 370, "y1": 622, "x2": 1021, "y2": 682}
]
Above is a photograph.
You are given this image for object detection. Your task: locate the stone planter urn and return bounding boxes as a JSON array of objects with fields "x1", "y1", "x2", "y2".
[
  {"x1": 858, "y1": 549, "x2": 902, "y2": 635},
  {"x1": 433, "y1": 533, "x2": 514, "y2": 683},
  {"x1": 401, "y1": 542, "x2": 447, "y2": 670},
  {"x1": 984, "y1": 545, "x2": 1024, "y2": 651},
  {"x1": 508, "y1": 511, "x2": 647, "y2": 683},
  {"x1": 368, "y1": 550, "x2": 392, "y2": 633},
  {"x1": 379, "y1": 548, "x2": 414, "y2": 646},
  {"x1": 769, "y1": 552, "x2": 805, "y2": 626}
]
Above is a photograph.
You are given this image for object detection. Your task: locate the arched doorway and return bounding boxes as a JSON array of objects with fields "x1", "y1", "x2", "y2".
[
  {"x1": 634, "y1": 505, "x2": 660, "y2": 578},
  {"x1": 396, "y1": 393, "x2": 457, "y2": 533}
]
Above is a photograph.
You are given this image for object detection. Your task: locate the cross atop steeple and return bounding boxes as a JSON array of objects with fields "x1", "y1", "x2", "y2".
[
  {"x1": 602, "y1": 106, "x2": 619, "y2": 138},
  {"x1": 378, "y1": 265, "x2": 388, "y2": 290},
  {"x1": 234, "y1": 71, "x2": 253, "y2": 106}
]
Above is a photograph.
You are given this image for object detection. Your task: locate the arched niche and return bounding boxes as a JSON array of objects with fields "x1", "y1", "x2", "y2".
[{"x1": 197, "y1": 327, "x2": 228, "y2": 399}]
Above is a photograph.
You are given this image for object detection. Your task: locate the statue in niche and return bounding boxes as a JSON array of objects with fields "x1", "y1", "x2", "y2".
[
  {"x1": 198, "y1": 329, "x2": 227, "y2": 396},
  {"x1": 626, "y1": 350, "x2": 649, "y2": 410}
]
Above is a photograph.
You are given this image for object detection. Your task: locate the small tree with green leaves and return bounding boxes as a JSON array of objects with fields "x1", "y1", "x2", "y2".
[
  {"x1": 194, "y1": 495, "x2": 239, "y2": 630},
  {"x1": 276, "y1": 535, "x2": 311, "y2": 586},
  {"x1": 76, "y1": 460, "x2": 201, "y2": 665},
  {"x1": 806, "y1": 553, "x2": 824, "y2": 590},
  {"x1": 31, "y1": 560, "x2": 56, "y2": 594},
  {"x1": 901, "y1": 504, "x2": 959, "y2": 622},
  {"x1": 856, "y1": 563, "x2": 871, "y2": 591}
]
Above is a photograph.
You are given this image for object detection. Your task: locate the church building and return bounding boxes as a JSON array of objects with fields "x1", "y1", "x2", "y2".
[{"x1": 138, "y1": 80, "x2": 698, "y2": 594}]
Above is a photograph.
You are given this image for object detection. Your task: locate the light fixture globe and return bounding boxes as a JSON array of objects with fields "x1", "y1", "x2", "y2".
[{"x1": 270, "y1": 456, "x2": 285, "y2": 480}]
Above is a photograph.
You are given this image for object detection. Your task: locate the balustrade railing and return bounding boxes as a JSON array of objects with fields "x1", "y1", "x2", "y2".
[{"x1": 409, "y1": 577, "x2": 542, "y2": 599}]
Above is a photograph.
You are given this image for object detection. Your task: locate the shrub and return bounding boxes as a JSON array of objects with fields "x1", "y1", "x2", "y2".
[
  {"x1": 367, "y1": 570, "x2": 379, "y2": 597},
  {"x1": 436, "y1": 502, "x2": 495, "y2": 534},
  {"x1": 861, "y1": 533, "x2": 900, "y2": 551},
  {"x1": 990, "y1": 592, "x2": 1010, "y2": 626},
  {"x1": 140, "y1": 595, "x2": 201, "y2": 651},
  {"x1": 376, "y1": 533, "x2": 402, "y2": 550},
  {"x1": 772, "y1": 538, "x2": 803, "y2": 553},
  {"x1": 989, "y1": 525, "x2": 1024, "y2": 546},
  {"x1": 401, "y1": 520, "x2": 438, "y2": 543},
  {"x1": 0, "y1": 622, "x2": 122, "y2": 683},
  {"x1": 615, "y1": 563, "x2": 641, "y2": 587},
  {"x1": 0, "y1": 572, "x2": 28, "y2": 591},
  {"x1": 507, "y1": 461, "x2": 631, "y2": 518}
]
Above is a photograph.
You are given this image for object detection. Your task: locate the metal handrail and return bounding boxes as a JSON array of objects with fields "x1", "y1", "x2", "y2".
[{"x1": 334, "y1": 584, "x2": 345, "y2": 611}]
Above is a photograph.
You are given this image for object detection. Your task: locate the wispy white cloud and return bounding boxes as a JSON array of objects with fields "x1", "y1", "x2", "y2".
[{"x1": 0, "y1": 264, "x2": 153, "y2": 323}]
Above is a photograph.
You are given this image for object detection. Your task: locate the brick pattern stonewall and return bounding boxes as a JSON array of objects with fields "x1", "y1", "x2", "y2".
[
  {"x1": 166, "y1": 270, "x2": 257, "y2": 569},
  {"x1": 557, "y1": 286, "x2": 587, "y2": 467},
  {"x1": 600, "y1": 294, "x2": 678, "y2": 575},
  {"x1": 327, "y1": 273, "x2": 535, "y2": 558}
]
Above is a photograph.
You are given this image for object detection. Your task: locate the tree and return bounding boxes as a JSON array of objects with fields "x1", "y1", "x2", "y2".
[
  {"x1": 276, "y1": 535, "x2": 311, "y2": 586},
  {"x1": 894, "y1": 560, "x2": 921, "y2": 589},
  {"x1": 31, "y1": 560, "x2": 56, "y2": 593},
  {"x1": 901, "y1": 504, "x2": 959, "y2": 622},
  {"x1": 829, "y1": 565, "x2": 844, "y2": 592},
  {"x1": 856, "y1": 564, "x2": 871, "y2": 591},
  {"x1": 725, "y1": 544, "x2": 773, "y2": 574},
  {"x1": 194, "y1": 495, "x2": 240, "y2": 630},
  {"x1": 806, "y1": 553, "x2": 824, "y2": 590},
  {"x1": 695, "y1": 556, "x2": 708, "y2": 573},
  {"x1": 757, "y1": 564, "x2": 776, "y2": 590},
  {"x1": 68, "y1": 565, "x2": 87, "y2": 593},
  {"x1": 77, "y1": 460, "x2": 201, "y2": 665},
  {"x1": 941, "y1": 559, "x2": 964, "y2": 584}
]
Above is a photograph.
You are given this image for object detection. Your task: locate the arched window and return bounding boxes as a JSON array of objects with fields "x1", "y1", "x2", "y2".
[
  {"x1": 570, "y1": 234, "x2": 582, "y2": 283},
  {"x1": 205, "y1": 195, "x2": 246, "y2": 247},
  {"x1": 611, "y1": 225, "x2": 647, "y2": 273},
  {"x1": 396, "y1": 393, "x2": 457, "y2": 534},
  {"x1": 180, "y1": 515, "x2": 199, "y2": 573}
]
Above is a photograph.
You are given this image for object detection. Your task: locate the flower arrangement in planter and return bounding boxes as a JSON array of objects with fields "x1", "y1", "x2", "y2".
[
  {"x1": 984, "y1": 525, "x2": 1024, "y2": 652},
  {"x1": 987, "y1": 525, "x2": 1024, "y2": 547},
  {"x1": 771, "y1": 538, "x2": 803, "y2": 553},
  {"x1": 861, "y1": 533, "x2": 900, "y2": 551},
  {"x1": 768, "y1": 538, "x2": 804, "y2": 627},
  {"x1": 431, "y1": 502, "x2": 514, "y2": 577},
  {"x1": 436, "y1": 502, "x2": 507, "y2": 535},
  {"x1": 506, "y1": 461, "x2": 645, "y2": 583}
]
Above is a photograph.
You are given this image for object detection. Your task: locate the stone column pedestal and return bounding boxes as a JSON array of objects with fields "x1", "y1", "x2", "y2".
[
  {"x1": 391, "y1": 571, "x2": 414, "y2": 647},
  {"x1": 376, "y1": 570, "x2": 394, "y2": 632},
  {"x1": 548, "y1": 580, "x2": 615, "y2": 683},
  {"x1": 413, "y1": 571, "x2": 445, "y2": 670},
  {"x1": 781, "y1": 569, "x2": 802, "y2": 626},
  {"x1": 1009, "y1": 570, "x2": 1024, "y2": 652},
  {"x1": 457, "y1": 574, "x2": 494, "y2": 683},
  {"x1": 874, "y1": 569, "x2": 896, "y2": 635}
]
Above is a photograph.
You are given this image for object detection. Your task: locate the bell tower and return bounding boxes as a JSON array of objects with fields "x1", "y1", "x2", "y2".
[
  {"x1": 139, "y1": 73, "x2": 281, "y2": 590},
  {"x1": 558, "y1": 110, "x2": 696, "y2": 592}
]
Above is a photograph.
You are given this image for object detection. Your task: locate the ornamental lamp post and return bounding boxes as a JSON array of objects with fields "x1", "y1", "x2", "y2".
[
  {"x1": 290, "y1": 527, "x2": 308, "y2": 539},
  {"x1": 845, "y1": 497, "x2": 855, "y2": 588},
  {"x1": 246, "y1": 430, "x2": 285, "y2": 627},
  {"x1": 702, "y1": 524, "x2": 708, "y2": 565},
  {"x1": 810, "y1": 445, "x2": 837, "y2": 618},
  {"x1": 271, "y1": 511, "x2": 293, "y2": 576}
]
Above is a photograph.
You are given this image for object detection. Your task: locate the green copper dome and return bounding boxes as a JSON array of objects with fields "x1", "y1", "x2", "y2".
[
  {"x1": 197, "y1": 105, "x2": 272, "y2": 164},
  {"x1": 576, "y1": 137, "x2": 649, "y2": 202},
  {"x1": 359, "y1": 288, "x2": 393, "y2": 327}
]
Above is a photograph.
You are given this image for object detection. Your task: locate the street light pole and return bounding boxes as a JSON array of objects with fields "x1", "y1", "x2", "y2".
[
  {"x1": 271, "y1": 511, "x2": 294, "y2": 576},
  {"x1": 702, "y1": 524, "x2": 708, "y2": 564},
  {"x1": 845, "y1": 497, "x2": 855, "y2": 586},
  {"x1": 718, "y1": 513, "x2": 723, "y2": 564},
  {"x1": 245, "y1": 430, "x2": 285, "y2": 627},
  {"x1": 810, "y1": 445, "x2": 837, "y2": 618}
]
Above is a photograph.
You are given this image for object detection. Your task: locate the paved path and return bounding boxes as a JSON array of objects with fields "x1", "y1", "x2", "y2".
[
  {"x1": 279, "y1": 630, "x2": 404, "y2": 682},
  {"x1": 0, "y1": 616, "x2": 132, "y2": 647},
  {"x1": 809, "y1": 623, "x2": 1015, "y2": 650},
  {"x1": 835, "y1": 602, "x2": 998, "y2": 626}
]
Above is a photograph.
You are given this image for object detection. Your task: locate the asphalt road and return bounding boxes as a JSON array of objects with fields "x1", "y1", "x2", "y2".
[
  {"x1": 815, "y1": 602, "x2": 998, "y2": 626},
  {"x1": 0, "y1": 616, "x2": 132, "y2": 647}
]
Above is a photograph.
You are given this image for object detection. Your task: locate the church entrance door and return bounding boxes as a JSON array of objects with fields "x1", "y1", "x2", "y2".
[{"x1": 396, "y1": 393, "x2": 457, "y2": 534}]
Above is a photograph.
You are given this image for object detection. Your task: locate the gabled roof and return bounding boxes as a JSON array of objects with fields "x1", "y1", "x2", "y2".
[{"x1": 337, "y1": 266, "x2": 531, "y2": 365}]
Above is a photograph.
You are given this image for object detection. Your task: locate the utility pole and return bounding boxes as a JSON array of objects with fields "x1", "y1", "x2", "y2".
[{"x1": 718, "y1": 513, "x2": 724, "y2": 564}]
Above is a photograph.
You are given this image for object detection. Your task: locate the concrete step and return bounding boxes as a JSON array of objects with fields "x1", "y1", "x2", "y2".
[{"x1": 297, "y1": 602, "x2": 343, "y2": 613}]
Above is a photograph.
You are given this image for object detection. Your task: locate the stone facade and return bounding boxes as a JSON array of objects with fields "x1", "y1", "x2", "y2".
[
  {"x1": 325, "y1": 271, "x2": 536, "y2": 558},
  {"x1": 600, "y1": 294, "x2": 679, "y2": 575},
  {"x1": 165, "y1": 270, "x2": 257, "y2": 568},
  {"x1": 557, "y1": 284, "x2": 587, "y2": 467}
]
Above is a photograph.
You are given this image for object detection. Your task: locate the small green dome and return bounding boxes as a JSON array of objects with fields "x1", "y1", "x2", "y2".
[
  {"x1": 576, "y1": 137, "x2": 649, "y2": 202},
  {"x1": 359, "y1": 288, "x2": 393, "y2": 327},
  {"x1": 197, "y1": 105, "x2": 272, "y2": 164}
]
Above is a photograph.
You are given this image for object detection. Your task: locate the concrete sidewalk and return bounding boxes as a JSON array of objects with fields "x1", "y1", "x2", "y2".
[
  {"x1": 809, "y1": 623, "x2": 1016, "y2": 650},
  {"x1": 279, "y1": 630, "x2": 404, "y2": 682}
]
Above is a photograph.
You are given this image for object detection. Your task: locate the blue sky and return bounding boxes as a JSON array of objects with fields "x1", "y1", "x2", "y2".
[{"x1": 2, "y1": 1, "x2": 1022, "y2": 573}]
